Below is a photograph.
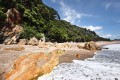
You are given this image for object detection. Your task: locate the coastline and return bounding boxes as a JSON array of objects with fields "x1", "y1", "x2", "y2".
[
  {"x1": 0, "y1": 41, "x2": 120, "y2": 80},
  {"x1": 59, "y1": 41, "x2": 120, "y2": 64},
  {"x1": 38, "y1": 41, "x2": 120, "y2": 80}
]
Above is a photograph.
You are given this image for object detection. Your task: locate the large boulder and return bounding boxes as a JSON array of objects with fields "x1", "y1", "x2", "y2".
[
  {"x1": 5, "y1": 49, "x2": 64, "y2": 80},
  {"x1": 18, "y1": 39, "x2": 27, "y2": 45},
  {"x1": 28, "y1": 37, "x2": 39, "y2": 46},
  {"x1": 84, "y1": 41, "x2": 101, "y2": 50},
  {"x1": 77, "y1": 44, "x2": 83, "y2": 49}
]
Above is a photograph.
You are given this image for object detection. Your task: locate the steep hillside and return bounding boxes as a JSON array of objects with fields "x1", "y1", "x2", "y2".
[{"x1": 0, "y1": 0, "x2": 110, "y2": 43}]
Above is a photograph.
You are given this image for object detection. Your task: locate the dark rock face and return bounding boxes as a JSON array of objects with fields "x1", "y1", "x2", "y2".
[
  {"x1": 0, "y1": 8, "x2": 23, "y2": 44},
  {"x1": 84, "y1": 41, "x2": 101, "y2": 50}
]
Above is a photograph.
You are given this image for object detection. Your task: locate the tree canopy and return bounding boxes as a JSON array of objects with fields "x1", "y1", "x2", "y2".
[{"x1": 0, "y1": 0, "x2": 110, "y2": 42}]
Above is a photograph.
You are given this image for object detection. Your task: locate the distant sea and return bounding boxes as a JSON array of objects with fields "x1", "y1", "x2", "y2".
[{"x1": 38, "y1": 44, "x2": 120, "y2": 80}]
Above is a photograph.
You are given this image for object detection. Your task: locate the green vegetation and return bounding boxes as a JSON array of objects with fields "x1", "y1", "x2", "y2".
[{"x1": 0, "y1": 0, "x2": 110, "y2": 42}]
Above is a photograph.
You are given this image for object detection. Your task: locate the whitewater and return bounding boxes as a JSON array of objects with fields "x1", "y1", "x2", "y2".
[{"x1": 38, "y1": 44, "x2": 120, "y2": 80}]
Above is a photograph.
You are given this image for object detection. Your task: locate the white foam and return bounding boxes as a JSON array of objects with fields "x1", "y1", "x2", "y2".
[
  {"x1": 103, "y1": 44, "x2": 120, "y2": 50},
  {"x1": 39, "y1": 61, "x2": 120, "y2": 80},
  {"x1": 38, "y1": 44, "x2": 120, "y2": 80}
]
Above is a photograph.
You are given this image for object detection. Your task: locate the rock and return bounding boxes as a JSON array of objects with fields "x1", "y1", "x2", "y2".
[
  {"x1": 0, "y1": 8, "x2": 23, "y2": 44},
  {"x1": 3, "y1": 46, "x2": 25, "y2": 51},
  {"x1": 76, "y1": 54, "x2": 80, "y2": 58},
  {"x1": 5, "y1": 49, "x2": 64, "y2": 80},
  {"x1": 115, "y1": 78, "x2": 118, "y2": 80},
  {"x1": 77, "y1": 44, "x2": 83, "y2": 49},
  {"x1": 84, "y1": 41, "x2": 101, "y2": 50},
  {"x1": 28, "y1": 37, "x2": 39, "y2": 46},
  {"x1": 18, "y1": 39, "x2": 27, "y2": 45},
  {"x1": 40, "y1": 34, "x2": 46, "y2": 42},
  {"x1": 38, "y1": 40, "x2": 47, "y2": 48},
  {"x1": 4, "y1": 33, "x2": 20, "y2": 45},
  {"x1": 55, "y1": 43, "x2": 71, "y2": 48}
]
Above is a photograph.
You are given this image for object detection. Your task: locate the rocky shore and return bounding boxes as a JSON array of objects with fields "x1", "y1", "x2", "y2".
[{"x1": 0, "y1": 41, "x2": 119, "y2": 80}]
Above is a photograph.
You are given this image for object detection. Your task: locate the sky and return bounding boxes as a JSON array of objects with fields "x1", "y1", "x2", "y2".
[{"x1": 43, "y1": 0, "x2": 120, "y2": 39}]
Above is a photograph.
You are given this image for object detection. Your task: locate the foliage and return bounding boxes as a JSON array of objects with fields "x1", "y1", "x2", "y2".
[
  {"x1": 0, "y1": 0, "x2": 110, "y2": 42},
  {"x1": 20, "y1": 24, "x2": 43, "y2": 39},
  {"x1": 0, "y1": 8, "x2": 6, "y2": 27}
]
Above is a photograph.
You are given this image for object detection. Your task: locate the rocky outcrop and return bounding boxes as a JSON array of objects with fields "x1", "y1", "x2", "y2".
[
  {"x1": 84, "y1": 41, "x2": 101, "y2": 50},
  {"x1": 28, "y1": 37, "x2": 39, "y2": 46},
  {"x1": 5, "y1": 49, "x2": 64, "y2": 80},
  {"x1": 0, "y1": 8, "x2": 23, "y2": 44}
]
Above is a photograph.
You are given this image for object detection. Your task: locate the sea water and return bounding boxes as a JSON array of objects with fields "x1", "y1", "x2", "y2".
[{"x1": 38, "y1": 44, "x2": 120, "y2": 80}]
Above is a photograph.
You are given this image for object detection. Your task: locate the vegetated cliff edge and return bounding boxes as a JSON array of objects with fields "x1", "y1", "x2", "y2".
[{"x1": 0, "y1": 0, "x2": 110, "y2": 43}]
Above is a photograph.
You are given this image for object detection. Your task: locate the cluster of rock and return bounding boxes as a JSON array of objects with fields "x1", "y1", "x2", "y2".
[
  {"x1": 5, "y1": 49, "x2": 64, "y2": 80},
  {"x1": 0, "y1": 8, "x2": 23, "y2": 45}
]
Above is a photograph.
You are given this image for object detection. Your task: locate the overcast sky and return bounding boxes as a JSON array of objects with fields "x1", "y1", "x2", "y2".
[{"x1": 43, "y1": 0, "x2": 120, "y2": 39}]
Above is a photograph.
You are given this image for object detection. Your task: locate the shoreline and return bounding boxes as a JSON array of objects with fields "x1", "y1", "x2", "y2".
[
  {"x1": 0, "y1": 41, "x2": 120, "y2": 80},
  {"x1": 58, "y1": 41, "x2": 120, "y2": 64},
  {"x1": 38, "y1": 42, "x2": 120, "y2": 80}
]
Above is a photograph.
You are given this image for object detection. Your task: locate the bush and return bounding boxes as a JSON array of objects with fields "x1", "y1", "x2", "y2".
[
  {"x1": 20, "y1": 25, "x2": 43, "y2": 40},
  {"x1": 0, "y1": 10, "x2": 6, "y2": 27}
]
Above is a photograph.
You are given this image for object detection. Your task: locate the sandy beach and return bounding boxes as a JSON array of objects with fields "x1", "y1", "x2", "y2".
[
  {"x1": 0, "y1": 41, "x2": 120, "y2": 80},
  {"x1": 40, "y1": 43, "x2": 120, "y2": 80}
]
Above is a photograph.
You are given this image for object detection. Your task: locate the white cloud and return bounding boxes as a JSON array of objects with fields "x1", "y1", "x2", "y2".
[
  {"x1": 83, "y1": 25, "x2": 103, "y2": 31},
  {"x1": 105, "y1": 3, "x2": 112, "y2": 10},
  {"x1": 103, "y1": 34, "x2": 112, "y2": 38},
  {"x1": 60, "y1": 1, "x2": 93, "y2": 25}
]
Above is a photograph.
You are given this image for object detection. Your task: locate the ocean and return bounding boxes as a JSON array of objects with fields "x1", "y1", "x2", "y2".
[{"x1": 38, "y1": 44, "x2": 120, "y2": 80}]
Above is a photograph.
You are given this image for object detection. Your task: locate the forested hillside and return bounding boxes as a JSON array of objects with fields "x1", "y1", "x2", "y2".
[{"x1": 0, "y1": 0, "x2": 110, "y2": 42}]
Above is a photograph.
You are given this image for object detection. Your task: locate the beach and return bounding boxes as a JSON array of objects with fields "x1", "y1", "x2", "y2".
[
  {"x1": 0, "y1": 41, "x2": 120, "y2": 80},
  {"x1": 38, "y1": 42, "x2": 120, "y2": 80}
]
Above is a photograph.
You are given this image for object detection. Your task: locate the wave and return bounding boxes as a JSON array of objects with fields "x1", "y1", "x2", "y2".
[{"x1": 38, "y1": 44, "x2": 120, "y2": 80}]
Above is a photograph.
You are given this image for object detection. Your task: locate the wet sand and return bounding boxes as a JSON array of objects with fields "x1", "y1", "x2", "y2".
[{"x1": 59, "y1": 49, "x2": 95, "y2": 63}]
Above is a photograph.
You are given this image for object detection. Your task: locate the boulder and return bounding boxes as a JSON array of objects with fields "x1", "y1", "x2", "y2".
[
  {"x1": 77, "y1": 44, "x2": 83, "y2": 49},
  {"x1": 38, "y1": 40, "x2": 47, "y2": 48},
  {"x1": 28, "y1": 37, "x2": 39, "y2": 46},
  {"x1": 84, "y1": 41, "x2": 101, "y2": 50},
  {"x1": 5, "y1": 49, "x2": 64, "y2": 80},
  {"x1": 55, "y1": 43, "x2": 71, "y2": 48},
  {"x1": 18, "y1": 39, "x2": 27, "y2": 45},
  {"x1": 76, "y1": 54, "x2": 80, "y2": 58},
  {"x1": 40, "y1": 33, "x2": 45, "y2": 42}
]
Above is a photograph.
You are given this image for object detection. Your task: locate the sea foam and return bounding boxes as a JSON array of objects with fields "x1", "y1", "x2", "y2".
[{"x1": 38, "y1": 44, "x2": 120, "y2": 80}]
